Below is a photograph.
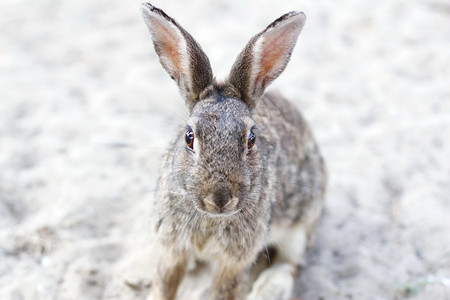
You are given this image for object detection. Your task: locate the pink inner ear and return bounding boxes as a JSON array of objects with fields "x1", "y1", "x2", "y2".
[
  {"x1": 151, "y1": 16, "x2": 184, "y2": 77},
  {"x1": 256, "y1": 24, "x2": 298, "y2": 87}
]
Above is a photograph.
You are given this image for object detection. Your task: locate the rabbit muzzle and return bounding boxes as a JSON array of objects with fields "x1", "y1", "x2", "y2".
[{"x1": 203, "y1": 186, "x2": 239, "y2": 215}]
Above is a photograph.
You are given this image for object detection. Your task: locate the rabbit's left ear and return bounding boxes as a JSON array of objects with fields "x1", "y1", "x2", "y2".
[
  {"x1": 228, "y1": 11, "x2": 305, "y2": 110},
  {"x1": 141, "y1": 3, "x2": 213, "y2": 111}
]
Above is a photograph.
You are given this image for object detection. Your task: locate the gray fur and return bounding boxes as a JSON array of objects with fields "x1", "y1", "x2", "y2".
[{"x1": 141, "y1": 3, "x2": 326, "y2": 300}]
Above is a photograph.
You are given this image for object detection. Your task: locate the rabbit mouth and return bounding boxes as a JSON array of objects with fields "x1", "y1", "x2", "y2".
[{"x1": 200, "y1": 195, "x2": 240, "y2": 216}]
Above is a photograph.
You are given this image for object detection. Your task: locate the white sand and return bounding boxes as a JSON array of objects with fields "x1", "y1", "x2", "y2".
[{"x1": 1, "y1": 0, "x2": 449, "y2": 299}]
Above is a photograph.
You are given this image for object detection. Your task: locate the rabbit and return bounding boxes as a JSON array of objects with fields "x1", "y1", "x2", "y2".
[{"x1": 141, "y1": 3, "x2": 327, "y2": 300}]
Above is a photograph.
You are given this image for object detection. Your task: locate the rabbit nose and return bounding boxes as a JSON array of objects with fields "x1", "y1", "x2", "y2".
[
  {"x1": 203, "y1": 187, "x2": 240, "y2": 213},
  {"x1": 213, "y1": 187, "x2": 231, "y2": 208}
]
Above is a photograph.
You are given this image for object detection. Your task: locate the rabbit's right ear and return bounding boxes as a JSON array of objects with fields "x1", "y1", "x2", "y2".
[
  {"x1": 228, "y1": 11, "x2": 306, "y2": 110},
  {"x1": 141, "y1": 3, "x2": 213, "y2": 111}
]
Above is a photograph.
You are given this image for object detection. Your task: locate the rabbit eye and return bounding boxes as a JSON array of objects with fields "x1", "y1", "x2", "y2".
[
  {"x1": 248, "y1": 130, "x2": 256, "y2": 149},
  {"x1": 185, "y1": 129, "x2": 194, "y2": 149}
]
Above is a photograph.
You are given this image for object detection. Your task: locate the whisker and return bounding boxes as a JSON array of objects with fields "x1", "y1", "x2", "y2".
[{"x1": 263, "y1": 242, "x2": 271, "y2": 266}]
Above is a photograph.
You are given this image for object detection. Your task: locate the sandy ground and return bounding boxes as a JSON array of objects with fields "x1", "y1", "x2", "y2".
[{"x1": 1, "y1": 0, "x2": 450, "y2": 299}]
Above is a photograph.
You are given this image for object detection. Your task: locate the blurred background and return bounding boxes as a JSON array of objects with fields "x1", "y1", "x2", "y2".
[{"x1": 1, "y1": 0, "x2": 449, "y2": 299}]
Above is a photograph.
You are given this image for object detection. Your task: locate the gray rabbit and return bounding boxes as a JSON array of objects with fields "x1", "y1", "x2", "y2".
[{"x1": 141, "y1": 3, "x2": 327, "y2": 300}]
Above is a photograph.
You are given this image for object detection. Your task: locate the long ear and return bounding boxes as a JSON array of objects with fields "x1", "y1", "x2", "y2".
[
  {"x1": 141, "y1": 3, "x2": 213, "y2": 111},
  {"x1": 228, "y1": 11, "x2": 306, "y2": 109}
]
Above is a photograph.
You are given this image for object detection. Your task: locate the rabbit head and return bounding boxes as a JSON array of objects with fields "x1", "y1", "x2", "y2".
[{"x1": 142, "y1": 3, "x2": 305, "y2": 216}]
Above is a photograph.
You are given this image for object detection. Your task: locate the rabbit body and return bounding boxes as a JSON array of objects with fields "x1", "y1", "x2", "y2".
[{"x1": 141, "y1": 3, "x2": 326, "y2": 300}]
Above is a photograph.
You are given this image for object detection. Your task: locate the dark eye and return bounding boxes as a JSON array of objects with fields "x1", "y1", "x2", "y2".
[
  {"x1": 248, "y1": 130, "x2": 256, "y2": 149},
  {"x1": 185, "y1": 129, "x2": 194, "y2": 149}
]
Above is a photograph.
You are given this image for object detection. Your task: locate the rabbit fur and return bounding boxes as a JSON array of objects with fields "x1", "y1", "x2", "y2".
[{"x1": 141, "y1": 3, "x2": 327, "y2": 300}]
